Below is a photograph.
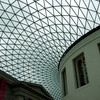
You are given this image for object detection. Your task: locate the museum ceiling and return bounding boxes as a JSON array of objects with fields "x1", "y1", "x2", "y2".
[{"x1": 0, "y1": 0, "x2": 100, "y2": 99}]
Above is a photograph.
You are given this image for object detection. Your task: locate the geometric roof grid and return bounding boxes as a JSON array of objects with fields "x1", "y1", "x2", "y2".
[{"x1": 0, "y1": 0, "x2": 100, "y2": 100}]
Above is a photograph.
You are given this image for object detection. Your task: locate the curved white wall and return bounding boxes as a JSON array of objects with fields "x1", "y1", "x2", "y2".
[{"x1": 59, "y1": 28, "x2": 100, "y2": 100}]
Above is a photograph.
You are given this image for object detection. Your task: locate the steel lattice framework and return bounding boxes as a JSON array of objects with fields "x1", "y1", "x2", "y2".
[{"x1": 0, "y1": 0, "x2": 100, "y2": 100}]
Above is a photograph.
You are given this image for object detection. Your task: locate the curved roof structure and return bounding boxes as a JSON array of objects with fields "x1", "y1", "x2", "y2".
[{"x1": 0, "y1": 0, "x2": 100, "y2": 100}]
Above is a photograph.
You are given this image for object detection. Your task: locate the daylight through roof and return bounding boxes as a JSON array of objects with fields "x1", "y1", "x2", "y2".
[{"x1": 0, "y1": 0, "x2": 100, "y2": 100}]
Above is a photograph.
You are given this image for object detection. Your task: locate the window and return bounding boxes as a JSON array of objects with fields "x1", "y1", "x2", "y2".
[
  {"x1": 74, "y1": 53, "x2": 89, "y2": 88},
  {"x1": 98, "y1": 43, "x2": 100, "y2": 52},
  {"x1": 61, "y1": 68, "x2": 67, "y2": 97}
]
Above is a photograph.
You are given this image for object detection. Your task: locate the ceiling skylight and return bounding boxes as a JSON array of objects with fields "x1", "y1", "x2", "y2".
[{"x1": 0, "y1": 0, "x2": 100, "y2": 100}]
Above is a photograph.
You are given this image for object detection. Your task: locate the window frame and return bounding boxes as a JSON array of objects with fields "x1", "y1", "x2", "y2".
[
  {"x1": 98, "y1": 43, "x2": 100, "y2": 52},
  {"x1": 61, "y1": 67, "x2": 68, "y2": 97},
  {"x1": 73, "y1": 53, "x2": 89, "y2": 88}
]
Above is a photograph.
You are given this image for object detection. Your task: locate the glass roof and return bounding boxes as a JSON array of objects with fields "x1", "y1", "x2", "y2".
[{"x1": 0, "y1": 0, "x2": 100, "y2": 99}]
